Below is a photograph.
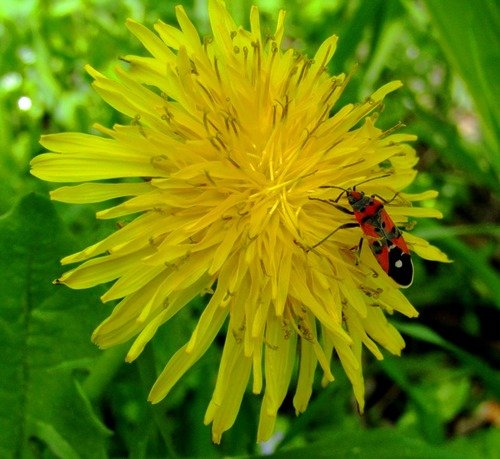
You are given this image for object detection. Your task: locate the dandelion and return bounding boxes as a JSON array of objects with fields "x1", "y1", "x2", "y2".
[{"x1": 30, "y1": 0, "x2": 449, "y2": 443}]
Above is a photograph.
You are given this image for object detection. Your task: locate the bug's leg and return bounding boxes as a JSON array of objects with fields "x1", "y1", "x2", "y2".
[
  {"x1": 373, "y1": 191, "x2": 411, "y2": 207},
  {"x1": 327, "y1": 202, "x2": 354, "y2": 215},
  {"x1": 309, "y1": 197, "x2": 354, "y2": 215},
  {"x1": 310, "y1": 222, "x2": 359, "y2": 249},
  {"x1": 353, "y1": 237, "x2": 364, "y2": 265},
  {"x1": 371, "y1": 192, "x2": 399, "y2": 204},
  {"x1": 317, "y1": 186, "x2": 347, "y2": 204},
  {"x1": 333, "y1": 191, "x2": 347, "y2": 203}
]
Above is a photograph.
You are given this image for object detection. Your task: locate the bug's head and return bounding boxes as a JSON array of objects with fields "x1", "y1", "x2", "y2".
[{"x1": 347, "y1": 190, "x2": 364, "y2": 205}]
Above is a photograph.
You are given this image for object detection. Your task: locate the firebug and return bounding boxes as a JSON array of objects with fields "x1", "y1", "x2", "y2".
[{"x1": 308, "y1": 176, "x2": 414, "y2": 288}]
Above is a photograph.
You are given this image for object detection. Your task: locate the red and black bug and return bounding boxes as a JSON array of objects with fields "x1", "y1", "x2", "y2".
[{"x1": 309, "y1": 176, "x2": 414, "y2": 288}]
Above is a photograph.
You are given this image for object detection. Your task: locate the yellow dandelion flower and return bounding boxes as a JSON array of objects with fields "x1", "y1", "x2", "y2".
[{"x1": 30, "y1": 0, "x2": 449, "y2": 443}]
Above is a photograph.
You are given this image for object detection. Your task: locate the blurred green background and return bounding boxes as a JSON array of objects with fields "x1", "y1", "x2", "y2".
[{"x1": 0, "y1": 0, "x2": 499, "y2": 457}]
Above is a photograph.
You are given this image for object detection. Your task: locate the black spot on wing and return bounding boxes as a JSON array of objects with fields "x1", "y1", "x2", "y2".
[{"x1": 388, "y1": 244, "x2": 413, "y2": 287}]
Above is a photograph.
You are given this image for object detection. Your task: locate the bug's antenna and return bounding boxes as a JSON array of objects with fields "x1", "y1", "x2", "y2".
[
  {"x1": 352, "y1": 173, "x2": 392, "y2": 189},
  {"x1": 318, "y1": 173, "x2": 392, "y2": 192}
]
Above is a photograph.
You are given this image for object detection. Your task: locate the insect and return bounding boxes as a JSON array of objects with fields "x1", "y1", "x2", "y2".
[{"x1": 308, "y1": 176, "x2": 414, "y2": 288}]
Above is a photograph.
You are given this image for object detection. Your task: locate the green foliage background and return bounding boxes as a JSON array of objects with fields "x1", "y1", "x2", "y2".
[{"x1": 1, "y1": 0, "x2": 499, "y2": 457}]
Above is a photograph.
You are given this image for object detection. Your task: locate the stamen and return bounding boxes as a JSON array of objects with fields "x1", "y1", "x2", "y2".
[
  {"x1": 296, "y1": 59, "x2": 312, "y2": 87},
  {"x1": 204, "y1": 169, "x2": 216, "y2": 186},
  {"x1": 190, "y1": 59, "x2": 198, "y2": 75},
  {"x1": 197, "y1": 81, "x2": 217, "y2": 106},
  {"x1": 203, "y1": 112, "x2": 222, "y2": 137},
  {"x1": 380, "y1": 121, "x2": 405, "y2": 138},
  {"x1": 203, "y1": 35, "x2": 213, "y2": 54},
  {"x1": 213, "y1": 56, "x2": 221, "y2": 83},
  {"x1": 132, "y1": 114, "x2": 147, "y2": 137},
  {"x1": 300, "y1": 105, "x2": 330, "y2": 149},
  {"x1": 263, "y1": 42, "x2": 278, "y2": 99},
  {"x1": 359, "y1": 285, "x2": 383, "y2": 298},
  {"x1": 243, "y1": 45, "x2": 249, "y2": 66},
  {"x1": 226, "y1": 153, "x2": 241, "y2": 169}
]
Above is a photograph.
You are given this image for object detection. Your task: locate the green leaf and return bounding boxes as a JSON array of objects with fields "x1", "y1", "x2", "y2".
[
  {"x1": 424, "y1": 0, "x2": 500, "y2": 179},
  {"x1": 415, "y1": 220, "x2": 500, "y2": 309},
  {"x1": 331, "y1": 0, "x2": 383, "y2": 70},
  {"x1": 395, "y1": 322, "x2": 500, "y2": 398},
  {"x1": 378, "y1": 356, "x2": 446, "y2": 444},
  {"x1": 412, "y1": 105, "x2": 498, "y2": 188},
  {"x1": 448, "y1": 428, "x2": 500, "y2": 459},
  {"x1": 0, "y1": 0, "x2": 36, "y2": 19},
  {"x1": 269, "y1": 428, "x2": 467, "y2": 459},
  {"x1": 416, "y1": 223, "x2": 500, "y2": 240},
  {"x1": 0, "y1": 193, "x2": 111, "y2": 459}
]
